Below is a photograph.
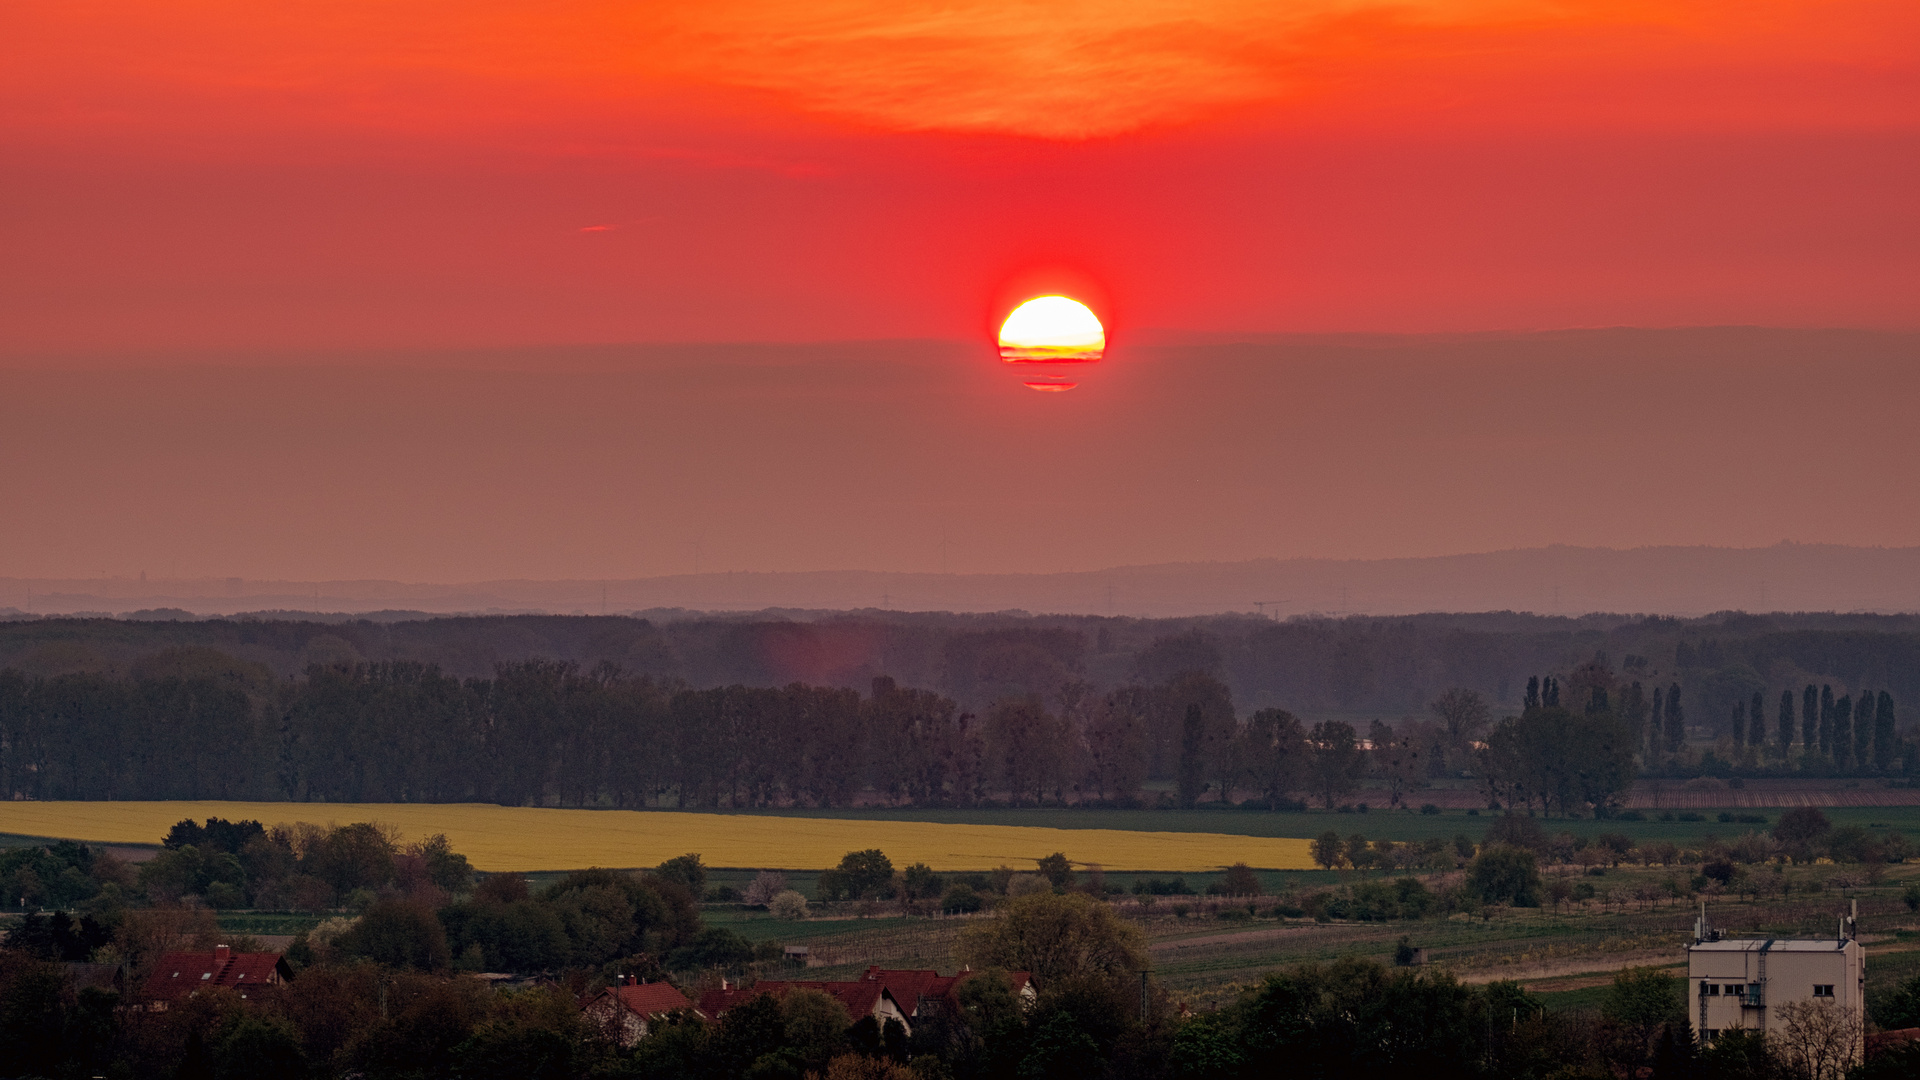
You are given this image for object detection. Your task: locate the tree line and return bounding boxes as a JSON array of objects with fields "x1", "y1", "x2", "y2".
[
  {"x1": 0, "y1": 643, "x2": 1907, "y2": 808},
  {"x1": 5, "y1": 608, "x2": 1920, "y2": 727},
  {"x1": 0, "y1": 654, "x2": 1414, "y2": 808}
]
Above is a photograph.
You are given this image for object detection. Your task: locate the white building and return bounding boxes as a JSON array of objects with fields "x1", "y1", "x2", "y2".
[{"x1": 1685, "y1": 904, "x2": 1864, "y2": 1055}]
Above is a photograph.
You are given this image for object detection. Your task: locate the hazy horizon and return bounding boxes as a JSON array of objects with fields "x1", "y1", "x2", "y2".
[
  {"x1": 5, "y1": 328, "x2": 1918, "y2": 589},
  {"x1": 10, "y1": 540, "x2": 1920, "y2": 620}
]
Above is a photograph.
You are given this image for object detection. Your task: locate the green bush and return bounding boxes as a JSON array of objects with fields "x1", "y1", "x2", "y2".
[{"x1": 1466, "y1": 845, "x2": 1542, "y2": 907}]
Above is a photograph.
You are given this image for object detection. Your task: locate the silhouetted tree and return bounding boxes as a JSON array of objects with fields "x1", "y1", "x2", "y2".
[
  {"x1": 1429, "y1": 688, "x2": 1491, "y2": 772},
  {"x1": 1649, "y1": 686, "x2": 1665, "y2": 757},
  {"x1": 1307, "y1": 721, "x2": 1365, "y2": 809},
  {"x1": 1779, "y1": 689, "x2": 1797, "y2": 755},
  {"x1": 1833, "y1": 695, "x2": 1853, "y2": 769},
  {"x1": 1621, "y1": 681, "x2": 1650, "y2": 753},
  {"x1": 1850, "y1": 684, "x2": 1866, "y2": 760},
  {"x1": 1664, "y1": 684, "x2": 1684, "y2": 752},
  {"x1": 1239, "y1": 708, "x2": 1306, "y2": 810},
  {"x1": 1803, "y1": 684, "x2": 1819, "y2": 753},
  {"x1": 1177, "y1": 703, "x2": 1207, "y2": 809},
  {"x1": 1084, "y1": 687, "x2": 1149, "y2": 804},
  {"x1": 1876, "y1": 691, "x2": 1899, "y2": 771},
  {"x1": 1819, "y1": 685, "x2": 1835, "y2": 758}
]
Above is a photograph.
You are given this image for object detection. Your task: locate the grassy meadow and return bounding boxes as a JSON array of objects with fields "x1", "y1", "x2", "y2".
[{"x1": 0, "y1": 801, "x2": 1315, "y2": 872}]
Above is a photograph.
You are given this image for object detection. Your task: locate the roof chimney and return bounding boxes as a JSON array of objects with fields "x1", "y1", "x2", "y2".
[{"x1": 215, "y1": 944, "x2": 231, "y2": 964}]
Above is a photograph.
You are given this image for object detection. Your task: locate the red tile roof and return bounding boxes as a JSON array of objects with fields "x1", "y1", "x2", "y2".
[
  {"x1": 142, "y1": 948, "x2": 288, "y2": 1003},
  {"x1": 1868, "y1": 1028, "x2": 1920, "y2": 1057},
  {"x1": 696, "y1": 979, "x2": 896, "y2": 1024},
  {"x1": 604, "y1": 981, "x2": 697, "y2": 1018},
  {"x1": 858, "y1": 966, "x2": 1033, "y2": 1016},
  {"x1": 695, "y1": 985, "x2": 770, "y2": 1017}
]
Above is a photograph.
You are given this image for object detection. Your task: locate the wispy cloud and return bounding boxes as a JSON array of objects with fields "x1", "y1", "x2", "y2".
[{"x1": 644, "y1": 0, "x2": 1663, "y2": 138}]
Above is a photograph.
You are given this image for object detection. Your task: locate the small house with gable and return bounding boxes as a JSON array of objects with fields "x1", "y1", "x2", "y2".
[
  {"x1": 140, "y1": 944, "x2": 292, "y2": 1011},
  {"x1": 583, "y1": 978, "x2": 702, "y2": 1046}
]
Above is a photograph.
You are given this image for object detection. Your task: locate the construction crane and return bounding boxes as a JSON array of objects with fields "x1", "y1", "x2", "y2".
[{"x1": 1252, "y1": 600, "x2": 1290, "y2": 619}]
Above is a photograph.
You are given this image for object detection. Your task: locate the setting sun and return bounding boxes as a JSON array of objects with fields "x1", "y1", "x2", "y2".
[{"x1": 998, "y1": 296, "x2": 1106, "y2": 362}]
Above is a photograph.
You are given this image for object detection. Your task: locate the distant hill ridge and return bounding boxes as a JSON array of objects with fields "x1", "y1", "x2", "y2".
[{"x1": 4, "y1": 542, "x2": 1918, "y2": 619}]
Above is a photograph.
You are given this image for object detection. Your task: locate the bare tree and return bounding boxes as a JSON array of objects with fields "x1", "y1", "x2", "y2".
[
  {"x1": 1774, "y1": 1000, "x2": 1862, "y2": 1080},
  {"x1": 1238, "y1": 708, "x2": 1307, "y2": 810},
  {"x1": 114, "y1": 905, "x2": 220, "y2": 983},
  {"x1": 1307, "y1": 720, "x2": 1365, "y2": 808},
  {"x1": 1085, "y1": 688, "x2": 1150, "y2": 803},
  {"x1": 1429, "y1": 688, "x2": 1492, "y2": 769},
  {"x1": 1369, "y1": 720, "x2": 1426, "y2": 808}
]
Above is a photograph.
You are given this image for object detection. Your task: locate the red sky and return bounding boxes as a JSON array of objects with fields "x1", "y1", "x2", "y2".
[{"x1": 1, "y1": 2, "x2": 1918, "y2": 582}]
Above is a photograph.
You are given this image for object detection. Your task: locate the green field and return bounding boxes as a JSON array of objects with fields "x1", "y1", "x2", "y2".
[{"x1": 716, "y1": 861, "x2": 1920, "y2": 1007}]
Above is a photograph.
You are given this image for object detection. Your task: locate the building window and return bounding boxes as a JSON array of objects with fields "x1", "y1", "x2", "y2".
[
  {"x1": 1813, "y1": 985, "x2": 1834, "y2": 998},
  {"x1": 1707, "y1": 984, "x2": 1721, "y2": 996}
]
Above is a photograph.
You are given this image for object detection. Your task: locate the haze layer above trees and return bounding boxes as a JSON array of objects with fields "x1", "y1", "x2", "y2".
[
  {"x1": 8, "y1": 543, "x2": 1920, "y2": 619},
  {"x1": 0, "y1": 610, "x2": 1915, "y2": 805}
]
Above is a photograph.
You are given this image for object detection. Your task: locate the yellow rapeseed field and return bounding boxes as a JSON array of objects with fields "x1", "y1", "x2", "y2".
[{"x1": 0, "y1": 802, "x2": 1313, "y2": 873}]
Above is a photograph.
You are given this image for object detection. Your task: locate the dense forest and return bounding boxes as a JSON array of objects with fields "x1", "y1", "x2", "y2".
[{"x1": 0, "y1": 611, "x2": 1914, "y2": 806}]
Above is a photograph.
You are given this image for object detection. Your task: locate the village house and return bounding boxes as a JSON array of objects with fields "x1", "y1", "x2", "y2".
[
  {"x1": 697, "y1": 978, "x2": 912, "y2": 1035},
  {"x1": 694, "y1": 967, "x2": 1037, "y2": 1037},
  {"x1": 139, "y1": 944, "x2": 292, "y2": 1011},
  {"x1": 853, "y1": 966, "x2": 1037, "y2": 1022},
  {"x1": 1686, "y1": 903, "x2": 1865, "y2": 1057},
  {"x1": 583, "y1": 977, "x2": 703, "y2": 1047}
]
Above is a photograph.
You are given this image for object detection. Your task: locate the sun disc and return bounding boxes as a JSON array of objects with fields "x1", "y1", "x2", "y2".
[{"x1": 999, "y1": 295, "x2": 1104, "y2": 362}]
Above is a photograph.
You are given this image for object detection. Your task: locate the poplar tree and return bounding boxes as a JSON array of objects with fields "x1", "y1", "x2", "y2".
[
  {"x1": 1177, "y1": 703, "x2": 1206, "y2": 808},
  {"x1": 1751, "y1": 691, "x2": 1766, "y2": 748},
  {"x1": 1832, "y1": 695, "x2": 1852, "y2": 769},
  {"x1": 1876, "y1": 691, "x2": 1898, "y2": 771},
  {"x1": 1664, "y1": 684, "x2": 1685, "y2": 752},
  {"x1": 1855, "y1": 691, "x2": 1875, "y2": 767},
  {"x1": 1622, "y1": 681, "x2": 1649, "y2": 752},
  {"x1": 1881, "y1": 687, "x2": 1896, "y2": 764},
  {"x1": 1819, "y1": 685, "x2": 1835, "y2": 758},
  {"x1": 1649, "y1": 689, "x2": 1665, "y2": 757},
  {"x1": 1803, "y1": 685, "x2": 1819, "y2": 753},
  {"x1": 1778, "y1": 690, "x2": 1796, "y2": 754}
]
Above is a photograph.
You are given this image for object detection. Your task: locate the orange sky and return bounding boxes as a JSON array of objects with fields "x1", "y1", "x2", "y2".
[
  {"x1": 3, "y1": 0, "x2": 1918, "y2": 352},
  {"x1": 1, "y1": 2, "x2": 1918, "y2": 579}
]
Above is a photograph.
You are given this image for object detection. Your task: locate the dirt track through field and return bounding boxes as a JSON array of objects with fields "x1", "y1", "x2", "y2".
[
  {"x1": 1148, "y1": 925, "x2": 1323, "y2": 955},
  {"x1": 1450, "y1": 950, "x2": 1682, "y2": 986}
]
